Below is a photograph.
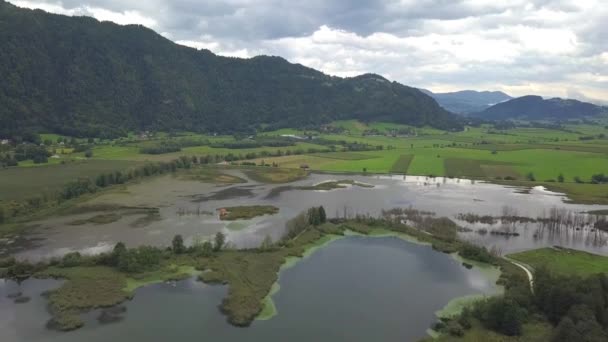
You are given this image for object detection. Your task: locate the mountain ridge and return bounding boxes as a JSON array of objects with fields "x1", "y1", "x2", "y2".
[
  {"x1": 421, "y1": 89, "x2": 513, "y2": 114},
  {"x1": 0, "y1": 1, "x2": 462, "y2": 138},
  {"x1": 474, "y1": 95, "x2": 606, "y2": 120}
]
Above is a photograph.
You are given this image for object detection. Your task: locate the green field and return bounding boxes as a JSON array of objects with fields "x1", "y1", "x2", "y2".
[
  {"x1": 508, "y1": 247, "x2": 608, "y2": 277},
  {"x1": 390, "y1": 155, "x2": 413, "y2": 173},
  {"x1": 3, "y1": 121, "x2": 608, "y2": 205},
  {"x1": 0, "y1": 160, "x2": 140, "y2": 201}
]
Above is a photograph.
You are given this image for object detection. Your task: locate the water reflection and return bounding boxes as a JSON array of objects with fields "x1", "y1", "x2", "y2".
[{"x1": 4, "y1": 172, "x2": 608, "y2": 261}]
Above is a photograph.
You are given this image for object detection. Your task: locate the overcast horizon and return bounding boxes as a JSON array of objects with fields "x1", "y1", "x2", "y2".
[{"x1": 9, "y1": 0, "x2": 607, "y2": 104}]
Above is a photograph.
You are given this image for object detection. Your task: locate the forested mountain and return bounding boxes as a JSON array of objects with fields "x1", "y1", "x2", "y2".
[
  {"x1": 420, "y1": 89, "x2": 512, "y2": 114},
  {"x1": 0, "y1": 1, "x2": 462, "y2": 138},
  {"x1": 474, "y1": 95, "x2": 605, "y2": 121}
]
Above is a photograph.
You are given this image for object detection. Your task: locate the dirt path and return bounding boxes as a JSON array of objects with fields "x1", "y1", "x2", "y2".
[{"x1": 506, "y1": 258, "x2": 534, "y2": 293}]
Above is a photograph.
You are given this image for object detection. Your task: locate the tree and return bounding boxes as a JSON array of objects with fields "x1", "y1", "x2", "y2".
[
  {"x1": 260, "y1": 235, "x2": 273, "y2": 251},
  {"x1": 526, "y1": 172, "x2": 536, "y2": 181},
  {"x1": 84, "y1": 149, "x2": 93, "y2": 158},
  {"x1": 0, "y1": 206, "x2": 5, "y2": 224},
  {"x1": 318, "y1": 206, "x2": 327, "y2": 223},
  {"x1": 172, "y1": 234, "x2": 185, "y2": 254},
  {"x1": 557, "y1": 173, "x2": 564, "y2": 183},
  {"x1": 308, "y1": 207, "x2": 321, "y2": 225},
  {"x1": 111, "y1": 242, "x2": 127, "y2": 266},
  {"x1": 199, "y1": 241, "x2": 213, "y2": 257},
  {"x1": 214, "y1": 232, "x2": 226, "y2": 251}
]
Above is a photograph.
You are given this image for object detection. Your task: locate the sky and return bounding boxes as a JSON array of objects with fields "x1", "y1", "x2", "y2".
[{"x1": 9, "y1": 0, "x2": 608, "y2": 103}]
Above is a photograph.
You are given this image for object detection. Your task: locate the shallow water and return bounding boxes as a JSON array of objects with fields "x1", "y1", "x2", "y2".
[
  {"x1": 1, "y1": 236, "x2": 499, "y2": 342},
  {"x1": 6, "y1": 171, "x2": 608, "y2": 260}
]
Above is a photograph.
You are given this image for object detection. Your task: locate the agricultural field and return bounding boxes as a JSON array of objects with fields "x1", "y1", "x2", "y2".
[
  {"x1": 508, "y1": 247, "x2": 608, "y2": 277},
  {"x1": 0, "y1": 159, "x2": 140, "y2": 201},
  {"x1": 3, "y1": 120, "x2": 608, "y2": 204}
]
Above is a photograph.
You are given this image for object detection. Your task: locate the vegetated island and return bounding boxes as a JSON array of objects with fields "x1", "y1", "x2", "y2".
[
  {"x1": 298, "y1": 179, "x2": 375, "y2": 191},
  {"x1": 218, "y1": 205, "x2": 279, "y2": 221},
  {"x1": 0, "y1": 207, "x2": 504, "y2": 331},
  {"x1": 2, "y1": 207, "x2": 608, "y2": 340}
]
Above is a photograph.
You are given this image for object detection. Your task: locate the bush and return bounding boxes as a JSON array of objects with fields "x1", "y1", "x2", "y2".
[
  {"x1": 526, "y1": 172, "x2": 536, "y2": 181},
  {"x1": 214, "y1": 232, "x2": 226, "y2": 252},
  {"x1": 60, "y1": 252, "x2": 82, "y2": 268},
  {"x1": 473, "y1": 297, "x2": 526, "y2": 336},
  {"x1": 172, "y1": 235, "x2": 185, "y2": 254}
]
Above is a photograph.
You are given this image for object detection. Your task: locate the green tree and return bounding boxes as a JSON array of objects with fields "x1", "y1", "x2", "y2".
[
  {"x1": 200, "y1": 241, "x2": 213, "y2": 257},
  {"x1": 526, "y1": 172, "x2": 536, "y2": 181},
  {"x1": 557, "y1": 173, "x2": 564, "y2": 183},
  {"x1": 111, "y1": 242, "x2": 127, "y2": 266},
  {"x1": 172, "y1": 234, "x2": 185, "y2": 254},
  {"x1": 318, "y1": 206, "x2": 327, "y2": 223},
  {"x1": 84, "y1": 149, "x2": 93, "y2": 158},
  {"x1": 308, "y1": 207, "x2": 321, "y2": 225},
  {"x1": 214, "y1": 232, "x2": 226, "y2": 251}
]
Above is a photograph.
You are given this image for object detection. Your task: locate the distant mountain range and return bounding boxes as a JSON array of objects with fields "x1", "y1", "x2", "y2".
[
  {"x1": 0, "y1": 1, "x2": 462, "y2": 138},
  {"x1": 473, "y1": 95, "x2": 606, "y2": 121},
  {"x1": 420, "y1": 89, "x2": 512, "y2": 114}
]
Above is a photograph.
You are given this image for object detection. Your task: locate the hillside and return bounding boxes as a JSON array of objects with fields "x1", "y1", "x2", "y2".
[
  {"x1": 475, "y1": 95, "x2": 605, "y2": 120},
  {"x1": 421, "y1": 89, "x2": 512, "y2": 114},
  {"x1": 0, "y1": 1, "x2": 462, "y2": 138}
]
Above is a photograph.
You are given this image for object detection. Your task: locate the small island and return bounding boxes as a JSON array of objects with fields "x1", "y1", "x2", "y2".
[{"x1": 218, "y1": 205, "x2": 280, "y2": 220}]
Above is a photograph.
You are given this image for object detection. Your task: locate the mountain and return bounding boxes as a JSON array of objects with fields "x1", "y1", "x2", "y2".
[
  {"x1": 421, "y1": 89, "x2": 512, "y2": 114},
  {"x1": 0, "y1": 1, "x2": 462, "y2": 138},
  {"x1": 474, "y1": 95, "x2": 606, "y2": 121}
]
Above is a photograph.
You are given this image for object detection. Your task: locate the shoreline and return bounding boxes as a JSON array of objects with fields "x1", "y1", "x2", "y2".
[{"x1": 255, "y1": 228, "x2": 504, "y2": 334}]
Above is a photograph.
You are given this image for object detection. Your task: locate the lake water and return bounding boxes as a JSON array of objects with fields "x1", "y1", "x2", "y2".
[
  {"x1": 4, "y1": 171, "x2": 608, "y2": 261},
  {"x1": 0, "y1": 236, "x2": 499, "y2": 342}
]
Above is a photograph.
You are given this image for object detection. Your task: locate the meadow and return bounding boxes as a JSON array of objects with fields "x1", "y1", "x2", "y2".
[
  {"x1": 508, "y1": 247, "x2": 608, "y2": 277},
  {"x1": 4, "y1": 120, "x2": 608, "y2": 204}
]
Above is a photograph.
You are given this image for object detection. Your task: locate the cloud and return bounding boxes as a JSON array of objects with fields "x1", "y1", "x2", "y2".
[{"x1": 6, "y1": 0, "x2": 608, "y2": 102}]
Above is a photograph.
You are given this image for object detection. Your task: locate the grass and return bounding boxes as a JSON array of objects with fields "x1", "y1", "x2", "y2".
[
  {"x1": 37, "y1": 262, "x2": 201, "y2": 331},
  {"x1": 429, "y1": 321, "x2": 552, "y2": 341},
  {"x1": 508, "y1": 247, "x2": 608, "y2": 277},
  {"x1": 297, "y1": 179, "x2": 374, "y2": 191},
  {"x1": 444, "y1": 158, "x2": 519, "y2": 179},
  {"x1": 219, "y1": 205, "x2": 280, "y2": 220},
  {"x1": 310, "y1": 151, "x2": 379, "y2": 160},
  {"x1": 244, "y1": 167, "x2": 308, "y2": 183},
  {"x1": 177, "y1": 168, "x2": 246, "y2": 184},
  {"x1": 10, "y1": 216, "x2": 506, "y2": 331},
  {"x1": 390, "y1": 155, "x2": 413, "y2": 173},
  {"x1": 0, "y1": 159, "x2": 140, "y2": 201},
  {"x1": 68, "y1": 213, "x2": 122, "y2": 225}
]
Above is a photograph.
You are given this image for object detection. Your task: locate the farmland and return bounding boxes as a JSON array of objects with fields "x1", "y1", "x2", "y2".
[{"x1": 3, "y1": 120, "x2": 608, "y2": 204}]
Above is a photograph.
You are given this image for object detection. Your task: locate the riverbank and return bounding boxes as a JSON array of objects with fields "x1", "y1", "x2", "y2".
[{"x1": 0, "y1": 212, "x2": 509, "y2": 332}]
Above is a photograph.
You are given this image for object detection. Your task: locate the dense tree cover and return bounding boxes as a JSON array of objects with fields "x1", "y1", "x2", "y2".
[
  {"x1": 441, "y1": 266, "x2": 608, "y2": 340},
  {"x1": 0, "y1": 1, "x2": 462, "y2": 138},
  {"x1": 475, "y1": 95, "x2": 605, "y2": 120},
  {"x1": 307, "y1": 206, "x2": 327, "y2": 226}
]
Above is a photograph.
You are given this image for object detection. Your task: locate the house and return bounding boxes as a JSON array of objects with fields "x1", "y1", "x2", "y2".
[
  {"x1": 0, "y1": 139, "x2": 9, "y2": 145},
  {"x1": 218, "y1": 208, "x2": 228, "y2": 218}
]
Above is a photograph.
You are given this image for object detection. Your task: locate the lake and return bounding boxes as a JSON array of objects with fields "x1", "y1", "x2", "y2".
[
  {"x1": 0, "y1": 236, "x2": 500, "y2": 342},
  {"x1": 4, "y1": 171, "x2": 608, "y2": 261}
]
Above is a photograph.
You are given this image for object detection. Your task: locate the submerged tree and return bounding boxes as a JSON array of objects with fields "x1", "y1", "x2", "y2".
[
  {"x1": 319, "y1": 206, "x2": 327, "y2": 223},
  {"x1": 214, "y1": 232, "x2": 226, "y2": 252},
  {"x1": 172, "y1": 234, "x2": 185, "y2": 254}
]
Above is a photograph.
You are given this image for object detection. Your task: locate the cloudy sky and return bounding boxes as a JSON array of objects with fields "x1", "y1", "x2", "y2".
[{"x1": 9, "y1": 0, "x2": 608, "y2": 102}]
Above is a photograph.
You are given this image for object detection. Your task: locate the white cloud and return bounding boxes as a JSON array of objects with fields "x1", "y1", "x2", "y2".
[{"x1": 6, "y1": 0, "x2": 608, "y2": 101}]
